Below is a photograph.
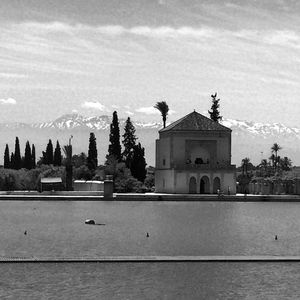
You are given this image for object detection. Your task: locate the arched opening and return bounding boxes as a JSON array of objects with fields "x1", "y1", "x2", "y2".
[
  {"x1": 200, "y1": 176, "x2": 210, "y2": 194},
  {"x1": 213, "y1": 177, "x2": 221, "y2": 194},
  {"x1": 189, "y1": 177, "x2": 197, "y2": 194}
]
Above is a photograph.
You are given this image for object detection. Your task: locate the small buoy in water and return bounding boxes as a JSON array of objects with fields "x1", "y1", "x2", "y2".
[
  {"x1": 146, "y1": 232, "x2": 149, "y2": 237},
  {"x1": 85, "y1": 219, "x2": 95, "y2": 225},
  {"x1": 275, "y1": 235, "x2": 278, "y2": 240},
  {"x1": 24, "y1": 230, "x2": 27, "y2": 235}
]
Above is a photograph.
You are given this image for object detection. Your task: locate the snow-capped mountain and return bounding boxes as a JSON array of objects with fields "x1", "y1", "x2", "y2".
[
  {"x1": 31, "y1": 113, "x2": 162, "y2": 130},
  {"x1": 3, "y1": 112, "x2": 298, "y2": 138},
  {"x1": 28, "y1": 113, "x2": 300, "y2": 139},
  {"x1": 0, "y1": 113, "x2": 299, "y2": 166},
  {"x1": 221, "y1": 119, "x2": 300, "y2": 139}
]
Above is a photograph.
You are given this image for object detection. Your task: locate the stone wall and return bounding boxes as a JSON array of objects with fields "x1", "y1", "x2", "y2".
[{"x1": 248, "y1": 179, "x2": 300, "y2": 195}]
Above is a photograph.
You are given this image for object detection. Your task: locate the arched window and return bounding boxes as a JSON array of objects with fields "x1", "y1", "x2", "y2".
[
  {"x1": 200, "y1": 176, "x2": 210, "y2": 194},
  {"x1": 189, "y1": 177, "x2": 197, "y2": 194},
  {"x1": 213, "y1": 177, "x2": 221, "y2": 194}
]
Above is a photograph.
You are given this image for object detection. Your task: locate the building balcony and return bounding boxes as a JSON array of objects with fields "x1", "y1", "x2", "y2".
[{"x1": 172, "y1": 162, "x2": 236, "y2": 171}]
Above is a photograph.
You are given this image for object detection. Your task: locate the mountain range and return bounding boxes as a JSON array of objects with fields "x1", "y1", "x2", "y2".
[{"x1": 0, "y1": 113, "x2": 299, "y2": 166}]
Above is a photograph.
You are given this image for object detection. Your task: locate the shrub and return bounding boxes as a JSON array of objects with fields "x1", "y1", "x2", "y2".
[
  {"x1": 73, "y1": 165, "x2": 94, "y2": 180},
  {"x1": 114, "y1": 176, "x2": 143, "y2": 193}
]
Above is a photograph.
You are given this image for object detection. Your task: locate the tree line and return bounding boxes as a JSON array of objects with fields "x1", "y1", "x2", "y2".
[
  {"x1": 2, "y1": 110, "x2": 148, "y2": 185},
  {"x1": 4, "y1": 138, "x2": 63, "y2": 170},
  {"x1": 2, "y1": 94, "x2": 222, "y2": 191},
  {"x1": 105, "y1": 111, "x2": 147, "y2": 183},
  {"x1": 4, "y1": 138, "x2": 36, "y2": 170},
  {"x1": 240, "y1": 142, "x2": 293, "y2": 178}
]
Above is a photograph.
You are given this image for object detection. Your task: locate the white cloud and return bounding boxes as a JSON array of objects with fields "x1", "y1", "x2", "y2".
[
  {"x1": 97, "y1": 25, "x2": 125, "y2": 35},
  {"x1": 6, "y1": 22, "x2": 218, "y2": 40},
  {"x1": 129, "y1": 26, "x2": 214, "y2": 39},
  {"x1": 234, "y1": 29, "x2": 300, "y2": 48},
  {"x1": 81, "y1": 101, "x2": 109, "y2": 111},
  {"x1": 5, "y1": 22, "x2": 300, "y2": 49},
  {"x1": 125, "y1": 110, "x2": 134, "y2": 116},
  {"x1": 264, "y1": 30, "x2": 300, "y2": 48},
  {"x1": 135, "y1": 106, "x2": 176, "y2": 115},
  {"x1": 22, "y1": 21, "x2": 73, "y2": 33},
  {"x1": 135, "y1": 106, "x2": 159, "y2": 115},
  {"x1": 0, "y1": 72, "x2": 27, "y2": 79},
  {"x1": 0, "y1": 98, "x2": 17, "y2": 105},
  {"x1": 111, "y1": 104, "x2": 120, "y2": 109}
]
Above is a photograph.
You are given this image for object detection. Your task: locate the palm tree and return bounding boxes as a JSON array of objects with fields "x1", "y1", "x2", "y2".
[
  {"x1": 241, "y1": 157, "x2": 250, "y2": 176},
  {"x1": 271, "y1": 143, "x2": 282, "y2": 172},
  {"x1": 269, "y1": 153, "x2": 275, "y2": 169},
  {"x1": 279, "y1": 156, "x2": 292, "y2": 171},
  {"x1": 260, "y1": 158, "x2": 268, "y2": 176},
  {"x1": 154, "y1": 101, "x2": 169, "y2": 128}
]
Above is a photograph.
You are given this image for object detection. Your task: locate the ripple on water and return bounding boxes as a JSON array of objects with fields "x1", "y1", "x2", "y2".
[{"x1": 1, "y1": 262, "x2": 300, "y2": 299}]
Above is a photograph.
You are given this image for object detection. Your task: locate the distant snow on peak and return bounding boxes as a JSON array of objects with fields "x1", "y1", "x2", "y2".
[
  {"x1": 29, "y1": 113, "x2": 162, "y2": 130},
  {"x1": 1, "y1": 113, "x2": 299, "y2": 139},
  {"x1": 220, "y1": 118, "x2": 300, "y2": 138}
]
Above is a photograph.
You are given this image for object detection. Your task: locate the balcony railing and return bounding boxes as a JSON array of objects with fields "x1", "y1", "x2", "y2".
[{"x1": 172, "y1": 163, "x2": 236, "y2": 171}]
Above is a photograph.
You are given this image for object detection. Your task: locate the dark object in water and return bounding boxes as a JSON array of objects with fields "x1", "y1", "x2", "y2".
[
  {"x1": 275, "y1": 235, "x2": 278, "y2": 240},
  {"x1": 24, "y1": 230, "x2": 27, "y2": 235},
  {"x1": 146, "y1": 232, "x2": 149, "y2": 237},
  {"x1": 85, "y1": 219, "x2": 95, "y2": 225}
]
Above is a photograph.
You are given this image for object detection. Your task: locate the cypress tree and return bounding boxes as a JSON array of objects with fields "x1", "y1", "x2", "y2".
[
  {"x1": 122, "y1": 117, "x2": 137, "y2": 168},
  {"x1": 130, "y1": 143, "x2": 147, "y2": 182},
  {"x1": 4, "y1": 144, "x2": 10, "y2": 168},
  {"x1": 63, "y1": 144, "x2": 73, "y2": 191},
  {"x1": 42, "y1": 151, "x2": 47, "y2": 164},
  {"x1": 10, "y1": 153, "x2": 15, "y2": 169},
  {"x1": 107, "y1": 111, "x2": 122, "y2": 162},
  {"x1": 24, "y1": 141, "x2": 32, "y2": 169},
  {"x1": 87, "y1": 133, "x2": 98, "y2": 170},
  {"x1": 45, "y1": 139, "x2": 54, "y2": 164},
  {"x1": 53, "y1": 140, "x2": 62, "y2": 166},
  {"x1": 14, "y1": 137, "x2": 22, "y2": 169},
  {"x1": 32, "y1": 144, "x2": 36, "y2": 168},
  {"x1": 208, "y1": 92, "x2": 222, "y2": 122}
]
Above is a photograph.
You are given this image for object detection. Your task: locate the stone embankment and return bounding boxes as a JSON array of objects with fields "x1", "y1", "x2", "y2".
[
  {"x1": 1, "y1": 255, "x2": 300, "y2": 263},
  {"x1": 0, "y1": 192, "x2": 300, "y2": 201}
]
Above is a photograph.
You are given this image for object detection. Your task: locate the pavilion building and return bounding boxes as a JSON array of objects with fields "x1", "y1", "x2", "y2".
[{"x1": 155, "y1": 111, "x2": 236, "y2": 194}]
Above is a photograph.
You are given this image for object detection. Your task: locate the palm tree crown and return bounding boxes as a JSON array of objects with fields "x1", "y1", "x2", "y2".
[
  {"x1": 154, "y1": 101, "x2": 169, "y2": 128},
  {"x1": 271, "y1": 143, "x2": 282, "y2": 156},
  {"x1": 241, "y1": 157, "x2": 250, "y2": 176},
  {"x1": 271, "y1": 143, "x2": 282, "y2": 171}
]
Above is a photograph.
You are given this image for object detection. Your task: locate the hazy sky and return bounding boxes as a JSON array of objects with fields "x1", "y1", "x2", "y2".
[{"x1": 0, "y1": 0, "x2": 300, "y2": 126}]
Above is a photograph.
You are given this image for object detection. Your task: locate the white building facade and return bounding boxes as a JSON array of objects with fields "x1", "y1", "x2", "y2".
[{"x1": 155, "y1": 111, "x2": 236, "y2": 194}]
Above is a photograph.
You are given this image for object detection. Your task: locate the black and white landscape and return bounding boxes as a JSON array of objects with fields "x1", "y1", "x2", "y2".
[{"x1": 1, "y1": 113, "x2": 299, "y2": 166}]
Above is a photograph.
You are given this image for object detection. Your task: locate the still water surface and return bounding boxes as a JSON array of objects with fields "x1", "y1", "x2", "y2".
[
  {"x1": 1, "y1": 200, "x2": 300, "y2": 299},
  {"x1": 1, "y1": 200, "x2": 300, "y2": 257},
  {"x1": 2, "y1": 262, "x2": 300, "y2": 299}
]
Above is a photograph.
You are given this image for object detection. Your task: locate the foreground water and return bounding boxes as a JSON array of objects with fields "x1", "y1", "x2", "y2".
[
  {"x1": 1, "y1": 200, "x2": 300, "y2": 257},
  {"x1": 2, "y1": 262, "x2": 300, "y2": 299},
  {"x1": 2, "y1": 200, "x2": 300, "y2": 298}
]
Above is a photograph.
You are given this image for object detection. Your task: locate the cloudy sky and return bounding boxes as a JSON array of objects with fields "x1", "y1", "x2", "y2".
[{"x1": 0, "y1": 0, "x2": 300, "y2": 126}]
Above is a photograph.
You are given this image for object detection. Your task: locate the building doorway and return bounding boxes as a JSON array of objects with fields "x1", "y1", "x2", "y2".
[
  {"x1": 189, "y1": 177, "x2": 197, "y2": 194},
  {"x1": 200, "y1": 176, "x2": 210, "y2": 194},
  {"x1": 213, "y1": 177, "x2": 221, "y2": 194}
]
